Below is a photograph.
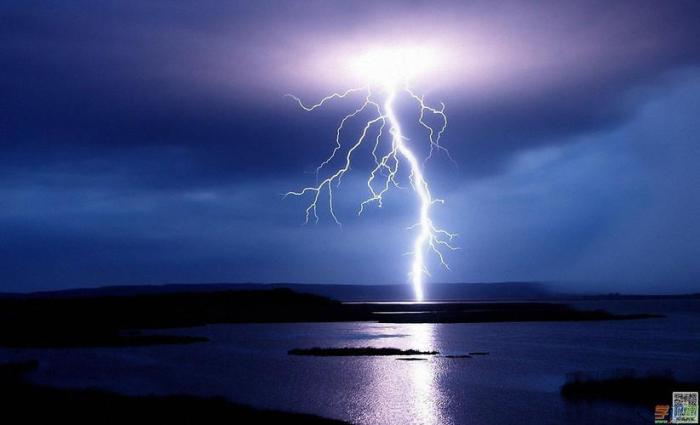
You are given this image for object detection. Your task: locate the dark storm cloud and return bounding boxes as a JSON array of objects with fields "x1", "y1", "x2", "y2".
[
  {"x1": 1, "y1": 1, "x2": 699, "y2": 291},
  {"x1": 2, "y1": 0, "x2": 699, "y2": 182}
]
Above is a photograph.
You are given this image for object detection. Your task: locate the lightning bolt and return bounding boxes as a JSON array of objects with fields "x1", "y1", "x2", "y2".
[{"x1": 285, "y1": 81, "x2": 457, "y2": 302}]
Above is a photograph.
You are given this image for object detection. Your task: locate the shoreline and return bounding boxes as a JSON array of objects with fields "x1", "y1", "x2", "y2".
[
  {"x1": 0, "y1": 360, "x2": 348, "y2": 424},
  {"x1": 0, "y1": 288, "x2": 663, "y2": 348}
]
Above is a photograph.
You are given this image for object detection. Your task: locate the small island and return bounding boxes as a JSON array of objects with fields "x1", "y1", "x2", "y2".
[{"x1": 288, "y1": 347, "x2": 439, "y2": 356}]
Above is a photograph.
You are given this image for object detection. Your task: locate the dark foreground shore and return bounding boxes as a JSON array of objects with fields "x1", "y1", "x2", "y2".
[
  {"x1": 0, "y1": 361, "x2": 347, "y2": 424},
  {"x1": 0, "y1": 288, "x2": 662, "y2": 348},
  {"x1": 562, "y1": 370, "x2": 700, "y2": 406}
]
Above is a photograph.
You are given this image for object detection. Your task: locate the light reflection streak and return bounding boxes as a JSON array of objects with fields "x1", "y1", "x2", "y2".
[{"x1": 361, "y1": 323, "x2": 449, "y2": 425}]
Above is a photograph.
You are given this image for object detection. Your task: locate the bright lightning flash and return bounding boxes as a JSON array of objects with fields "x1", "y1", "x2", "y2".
[{"x1": 285, "y1": 46, "x2": 457, "y2": 302}]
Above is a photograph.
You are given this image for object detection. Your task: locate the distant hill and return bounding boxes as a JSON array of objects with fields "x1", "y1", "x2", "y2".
[
  {"x1": 0, "y1": 287, "x2": 661, "y2": 348},
  {"x1": 1, "y1": 282, "x2": 552, "y2": 302},
  {"x1": 2, "y1": 282, "x2": 696, "y2": 302},
  {"x1": 272, "y1": 282, "x2": 553, "y2": 301}
]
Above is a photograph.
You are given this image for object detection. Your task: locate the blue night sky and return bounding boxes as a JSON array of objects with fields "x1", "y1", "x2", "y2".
[{"x1": 1, "y1": 0, "x2": 699, "y2": 293}]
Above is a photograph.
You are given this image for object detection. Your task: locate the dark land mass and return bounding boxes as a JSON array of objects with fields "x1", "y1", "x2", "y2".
[
  {"x1": 289, "y1": 347, "x2": 439, "y2": 356},
  {"x1": 0, "y1": 288, "x2": 662, "y2": 348},
  {"x1": 8, "y1": 281, "x2": 697, "y2": 302},
  {"x1": 0, "y1": 281, "x2": 552, "y2": 302},
  {"x1": 0, "y1": 332, "x2": 209, "y2": 349},
  {"x1": 561, "y1": 370, "x2": 700, "y2": 406},
  {"x1": 0, "y1": 361, "x2": 347, "y2": 424}
]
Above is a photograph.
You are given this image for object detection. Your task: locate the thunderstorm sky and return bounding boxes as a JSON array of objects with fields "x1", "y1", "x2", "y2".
[{"x1": 1, "y1": 0, "x2": 699, "y2": 293}]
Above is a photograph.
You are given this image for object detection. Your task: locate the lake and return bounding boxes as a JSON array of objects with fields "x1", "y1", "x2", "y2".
[{"x1": 2, "y1": 299, "x2": 698, "y2": 424}]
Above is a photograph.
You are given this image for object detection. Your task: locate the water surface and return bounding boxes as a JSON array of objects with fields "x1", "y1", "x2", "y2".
[{"x1": 2, "y1": 299, "x2": 698, "y2": 424}]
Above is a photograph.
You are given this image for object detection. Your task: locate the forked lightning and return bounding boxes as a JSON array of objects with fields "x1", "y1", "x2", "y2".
[{"x1": 285, "y1": 57, "x2": 457, "y2": 301}]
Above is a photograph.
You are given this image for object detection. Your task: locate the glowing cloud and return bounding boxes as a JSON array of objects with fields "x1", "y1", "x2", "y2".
[
  {"x1": 347, "y1": 46, "x2": 445, "y2": 88},
  {"x1": 285, "y1": 45, "x2": 457, "y2": 301}
]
